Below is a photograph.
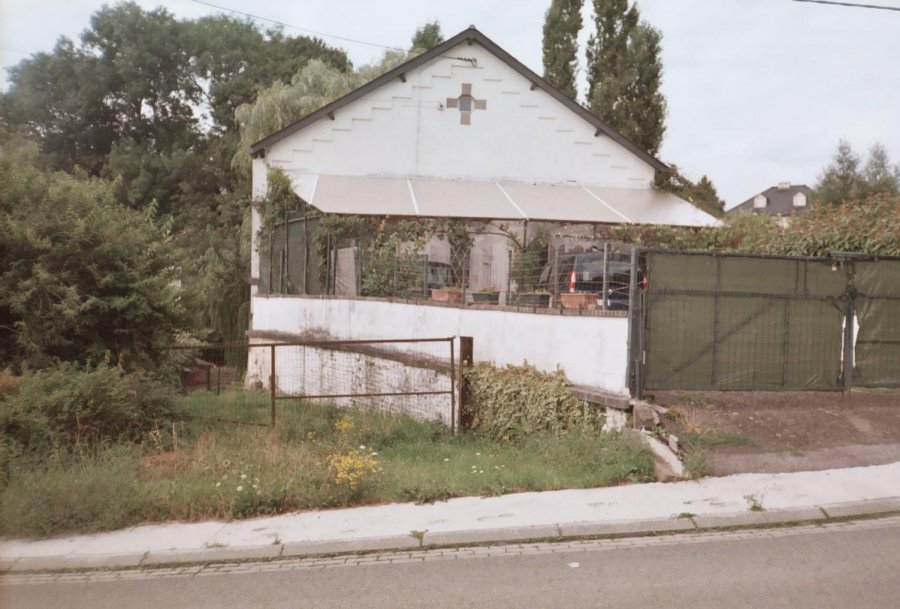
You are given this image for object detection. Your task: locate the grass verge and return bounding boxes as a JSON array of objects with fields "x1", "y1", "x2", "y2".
[{"x1": 1, "y1": 392, "x2": 654, "y2": 537}]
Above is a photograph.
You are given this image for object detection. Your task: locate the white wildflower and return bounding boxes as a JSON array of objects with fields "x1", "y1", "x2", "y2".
[{"x1": 236, "y1": 485, "x2": 243, "y2": 492}]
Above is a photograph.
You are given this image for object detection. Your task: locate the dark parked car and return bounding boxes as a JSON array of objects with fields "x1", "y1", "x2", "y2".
[{"x1": 539, "y1": 252, "x2": 634, "y2": 310}]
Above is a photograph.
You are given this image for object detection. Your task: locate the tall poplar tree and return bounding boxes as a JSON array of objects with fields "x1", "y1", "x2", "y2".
[
  {"x1": 542, "y1": 0, "x2": 583, "y2": 100},
  {"x1": 585, "y1": 0, "x2": 666, "y2": 155}
]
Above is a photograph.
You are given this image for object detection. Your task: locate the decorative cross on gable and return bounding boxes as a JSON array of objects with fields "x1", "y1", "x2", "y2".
[{"x1": 446, "y1": 83, "x2": 487, "y2": 125}]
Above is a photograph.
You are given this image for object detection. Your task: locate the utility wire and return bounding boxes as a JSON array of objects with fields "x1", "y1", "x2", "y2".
[
  {"x1": 792, "y1": 0, "x2": 900, "y2": 11},
  {"x1": 188, "y1": 0, "x2": 406, "y2": 51}
]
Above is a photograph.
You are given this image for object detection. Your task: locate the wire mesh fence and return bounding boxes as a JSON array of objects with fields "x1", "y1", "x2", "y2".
[
  {"x1": 639, "y1": 251, "x2": 900, "y2": 392},
  {"x1": 165, "y1": 338, "x2": 462, "y2": 428},
  {"x1": 166, "y1": 342, "x2": 271, "y2": 426},
  {"x1": 257, "y1": 214, "x2": 636, "y2": 312}
]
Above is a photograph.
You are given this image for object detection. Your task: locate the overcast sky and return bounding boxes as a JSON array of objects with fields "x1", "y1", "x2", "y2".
[{"x1": 2, "y1": 0, "x2": 899, "y2": 207}]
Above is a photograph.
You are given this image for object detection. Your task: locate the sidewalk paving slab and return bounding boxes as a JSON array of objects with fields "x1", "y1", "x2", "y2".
[{"x1": 2, "y1": 461, "x2": 898, "y2": 573}]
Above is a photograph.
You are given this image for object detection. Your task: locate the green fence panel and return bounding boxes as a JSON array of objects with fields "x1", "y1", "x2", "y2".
[
  {"x1": 642, "y1": 252, "x2": 848, "y2": 391},
  {"x1": 647, "y1": 253, "x2": 717, "y2": 292},
  {"x1": 854, "y1": 260, "x2": 900, "y2": 387},
  {"x1": 717, "y1": 258, "x2": 798, "y2": 295},
  {"x1": 783, "y1": 300, "x2": 844, "y2": 389},
  {"x1": 644, "y1": 293, "x2": 716, "y2": 389}
]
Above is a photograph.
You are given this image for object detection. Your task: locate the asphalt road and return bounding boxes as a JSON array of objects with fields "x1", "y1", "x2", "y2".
[{"x1": 4, "y1": 517, "x2": 900, "y2": 609}]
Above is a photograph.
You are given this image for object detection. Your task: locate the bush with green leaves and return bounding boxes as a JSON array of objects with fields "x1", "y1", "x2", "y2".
[
  {"x1": 462, "y1": 363, "x2": 603, "y2": 440},
  {"x1": 0, "y1": 364, "x2": 177, "y2": 456},
  {"x1": 607, "y1": 194, "x2": 900, "y2": 257},
  {"x1": 0, "y1": 145, "x2": 190, "y2": 370}
]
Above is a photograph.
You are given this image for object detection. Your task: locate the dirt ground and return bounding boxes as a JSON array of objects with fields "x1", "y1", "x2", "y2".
[{"x1": 650, "y1": 389, "x2": 900, "y2": 475}]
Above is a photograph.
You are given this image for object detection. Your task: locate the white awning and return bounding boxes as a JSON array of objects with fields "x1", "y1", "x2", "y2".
[{"x1": 295, "y1": 174, "x2": 720, "y2": 227}]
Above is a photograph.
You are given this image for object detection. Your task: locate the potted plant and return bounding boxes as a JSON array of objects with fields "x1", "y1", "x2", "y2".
[
  {"x1": 406, "y1": 286, "x2": 430, "y2": 300},
  {"x1": 512, "y1": 291, "x2": 551, "y2": 307},
  {"x1": 431, "y1": 286, "x2": 464, "y2": 303},
  {"x1": 471, "y1": 288, "x2": 500, "y2": 304},
  {"x1": 559, "y1": 292, "x2": 599, "y2": 309}
]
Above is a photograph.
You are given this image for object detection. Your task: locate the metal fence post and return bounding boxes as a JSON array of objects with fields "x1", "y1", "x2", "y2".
[
  {"x1": 302, "y1": 217, "x2": 309, "y2": 295},
  {"x1": 355, "y1": 239, "x2": 362, "y2": 296},
  {"x1": 506, "y1": 249, "x2": 513, "y2": 305},
  {"x1": 325, "y1": 234, "x2": 333, "y2": 295},
  {"x1": 392, "y1": 247, "x2": 398, "y2": 298},
  {"x1": 552, "y1": 246, "x2": 560, "y2": 306},
  {"x1": 270, "y1": 344, "x2": 276, "y2": 427},
  {"x1": 601, "y1": 242, "x2": 609, "y2": 310},
  {"x1": 458, "y1": 336, "x2": 473, "y2": 431},
  {"x1": 843, "y1": 260, "x2": 856, "y2": 393},
  {"x1": 626, "y1": 246, "x2": 642, "y2": 399},
  {"x1": 450, "y1": 338, "x2": 456, "y2": 434}
]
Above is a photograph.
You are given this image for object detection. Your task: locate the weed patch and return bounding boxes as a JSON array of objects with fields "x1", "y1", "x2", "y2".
[
  {"x1": 683, "y1": 430, "x2": 756, "y2": 450},
  {"x1": 1, "y1": 396, "x2": 655, "y2": 537}
]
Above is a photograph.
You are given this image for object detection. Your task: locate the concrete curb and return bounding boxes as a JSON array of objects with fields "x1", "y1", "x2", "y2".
[{"x1": 5, "y1": 498, "x2": 899, "y2": 573}]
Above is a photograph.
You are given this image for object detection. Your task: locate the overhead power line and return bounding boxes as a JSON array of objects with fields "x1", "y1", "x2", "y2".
[
  {"x1": 188, "y1": 0, "x2": 406, "y2": 51},
  {"x1": 792, "y1": 0, "x2": 900, "y2": 11}
]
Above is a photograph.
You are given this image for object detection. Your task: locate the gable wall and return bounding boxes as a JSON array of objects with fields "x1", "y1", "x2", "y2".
[{"x1": 266, "y1": 41, "x2": 655, "y2": 193}]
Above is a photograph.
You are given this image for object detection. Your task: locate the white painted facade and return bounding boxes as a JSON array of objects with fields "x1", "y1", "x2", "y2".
[
  {"x1": 251, "y1": 296, "x2": 631, "y2": 395},
  {"x1": 265, "y1": 42, "x2": 655, "y2": 197}
]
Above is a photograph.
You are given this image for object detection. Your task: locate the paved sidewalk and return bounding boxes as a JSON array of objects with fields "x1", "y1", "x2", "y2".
[{"x1": 2, "y1": 462, "x2": 899, "y2": 572}]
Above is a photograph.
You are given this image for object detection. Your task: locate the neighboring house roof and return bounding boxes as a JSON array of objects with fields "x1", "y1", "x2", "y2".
[
  {"x1": 250, "y1": 26, "x2": 667, "y2": 173},
  {"x1": 728, "y1": 183, "x2": 814, "y2": 216}
]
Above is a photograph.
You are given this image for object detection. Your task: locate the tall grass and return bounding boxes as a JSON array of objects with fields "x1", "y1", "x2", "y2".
[{"x1": 1, "y1": 393, "x2": 654, "y2": 537}]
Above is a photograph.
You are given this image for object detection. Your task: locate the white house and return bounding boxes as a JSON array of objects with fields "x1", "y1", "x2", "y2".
[
  {"x1": 245, "y1": 27, "x2": 720, "y2": 398},
  {"x1": 249, "y1": 26, "x2": 718, "y2": 289}
]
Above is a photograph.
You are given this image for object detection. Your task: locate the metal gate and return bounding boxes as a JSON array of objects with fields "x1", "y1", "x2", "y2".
[{"x1": 634, "y1": 251, "x2": 900, "y2": 393}]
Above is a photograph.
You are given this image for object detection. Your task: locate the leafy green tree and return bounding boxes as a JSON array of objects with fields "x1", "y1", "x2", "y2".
[
  {"x1": 815, "y1": 140, "x2": 863, "y2": 204},
  {"x1": 0, "y1": 138, "x2": 190, "y2": 369},
  {"x1": 862, "y1": 142, "x2": 899, "y2": 198},
  {"x1": 654, "y1": 165, "x2": 724, "y2": 217},
  {"x1": 0, "y1": 3, "x2": 352, "y2": 350},
  {"x1": 410, "y1": 21, "x2": 444, "y2": 52},
  {"x1": 815, "y1": 141, "x2": 900, "y2": 205},
  {"x1": 684, "y1": 175, "x2": 725, "y2": 217},
  {"x1": 585, "y1": 0, "x2": 666, "y2": 155},
  {"x1": 190, "y1": 16, "x2": 350, "y2": 133},
  {"x1": 542, "y1": 0, "x2": 583, "y2": 99},
  {"x1": 1, "y1": 39, "x2": 116, "y2": 174}
]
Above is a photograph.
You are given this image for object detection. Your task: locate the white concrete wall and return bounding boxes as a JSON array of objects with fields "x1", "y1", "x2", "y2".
[
  {"x1": 251, "y1": 296, "x2": 631, "y2": 394},
  {"x1": 246, "y1": 340, "x2": 451, "y2": 424}
]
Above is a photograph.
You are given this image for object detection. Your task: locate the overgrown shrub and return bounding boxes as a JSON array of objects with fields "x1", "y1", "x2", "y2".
[
  {"x1": 605, "y1": 193, "x2": 900, "y2": 257},
  {"x1": 0, "y1": 363, "x2": 177, "y2": 456},
  {"x1": 462, "y1": 363, "x2": 604, "y2": 440}
]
